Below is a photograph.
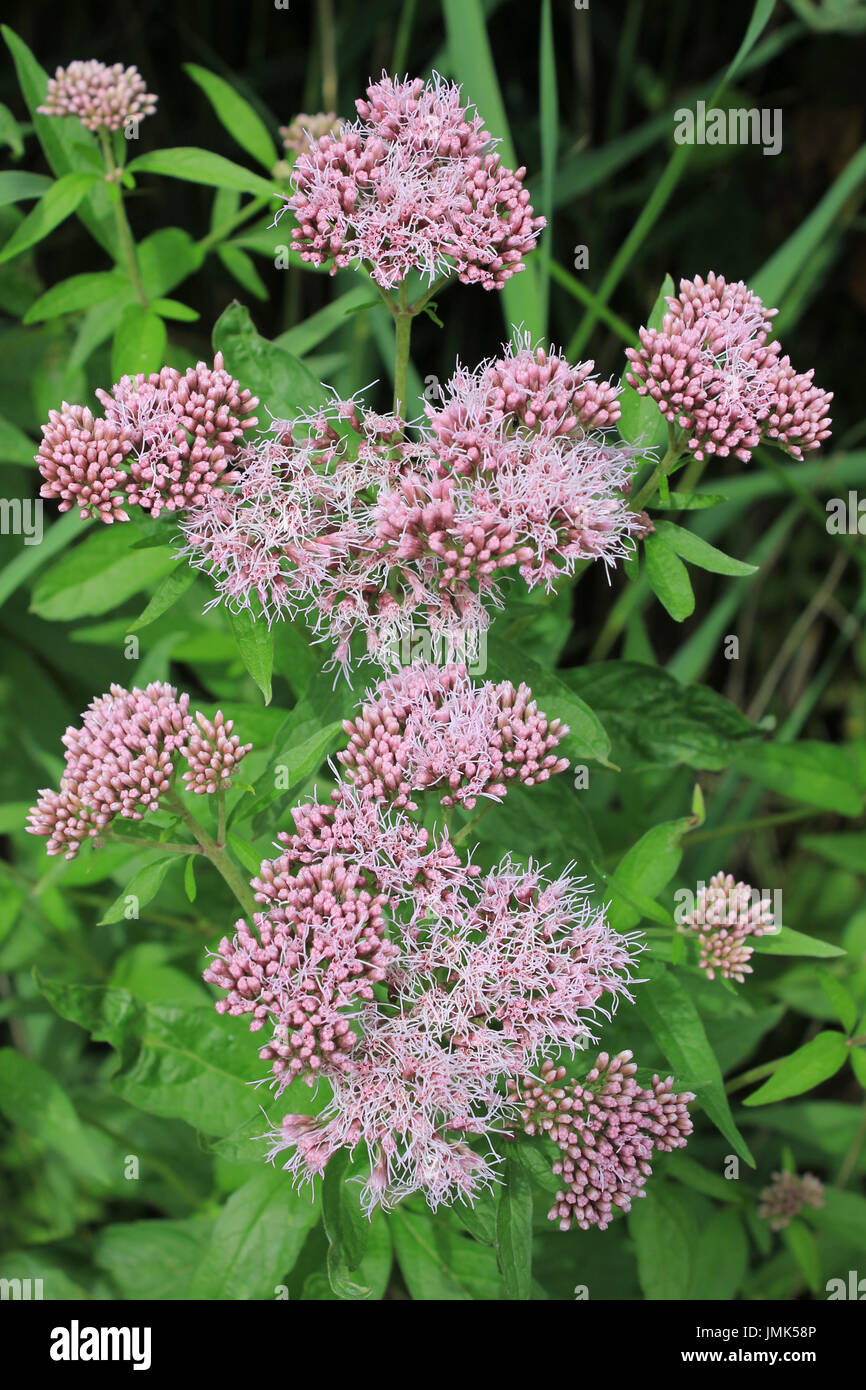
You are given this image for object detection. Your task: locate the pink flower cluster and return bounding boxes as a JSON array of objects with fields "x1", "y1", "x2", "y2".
[
  {"x1": 338, "y1": 662, "x2": 569, "y2": 808},
  {"x1": 280, "y1": 111, "x2": 341, "y2": 158},
  {"x1": 27, "y1": 682, "x2": 251, "y2": 859},
  {"x1": 680, "y1": 871, "x2": 776, "y2": 982},
  {"x1": 203, "y1": 663, "x2": 647, "y2": 1214},
  {"x1": 511, "y1": 1051, "x2": 694, "y2": 1231},
  {"x1": 758, "y1": 1170, "x2": 824, "y2": 1231},
  {"x1": 179, "y1": 338, "x2": 641, "y2": 673},
  {"x1": 36, "y1": 354, "x2": 259, "y2": 522},
  {"x1": 281, "y1": 72, "x2": 544, "y2": 290},
  {"x1": 38, "y1": 60, "x2": 157, "y2": 132},
  {"x1": 626, "y1": 272, "x2": 832, "y2": 463}
]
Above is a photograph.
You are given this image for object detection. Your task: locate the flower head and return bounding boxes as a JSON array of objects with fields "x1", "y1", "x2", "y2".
[
  {"x1": 680, "y1": 871, "x2": 776, "y2": 982},
  {"x1": 282, "y1": 72, "x2": 544, "y2": 289},
  {"x1": 625, "y1": 272, "x2": 832, "y2": 463},
  {"x1": 511, "y1": 1050, "x2": 694, "y2": 1230},
  {"x1": 38, "y1": 60, "x2": 157, "y2": 132},
  {"x1": 27, "y1": 683, "x2": 250, "y2": 859},
  {"x1": 280, "y1": 111, "x2": 342, "y2": 157},
  {"x1": 36, "y1": 403, "x2": 133, "y2": 522},
  {"x1": 759, "y1": 1170, "x2": 824, "y2": 1231}
]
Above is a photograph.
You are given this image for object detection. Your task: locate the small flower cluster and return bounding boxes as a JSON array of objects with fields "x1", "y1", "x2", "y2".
[
  {"x1": 280, "y1": 111, "x2": 342, "y2": 158},
  {"x1": 511, "y1": 1051, "x2": 694, "y2": 1231},
  {"x1": 202, "y1": 662, "x2": 655, "y2": 1214},
  {"x1": 626, "y1": 272, "x2": 832, "y2": 463},
  {"x1": 38, "y1": 60, "x2": 157, "y2": 132},
  {"x1": 281, "y1": 72, "x2": 544, "y2": 289},
  {"x1": 680, "y1": 871, "x2": 776, "y2": 982},
  {"x1": 35, "y1": 354, "x2": 259, "y2": 522},
  {"x1": 758, "y1": 1170, "x2": 825, "y2": 1231},
  {"x1": 180, "y1": 337, "x2": 641, "y2": 673},
  {"x1": 27, "y1": 683, "x2": 251, "y2": 859}
]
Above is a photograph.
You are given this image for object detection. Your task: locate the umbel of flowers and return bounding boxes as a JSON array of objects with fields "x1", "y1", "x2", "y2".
[
  {"x1": 280, "y1": 72, "x2": 544, "y2": 290},
  {"x1": 626, "y1": 272, "x2": 832, "y2": 463},
  {"x1": 198, "y1": 661, "x2": 694, "y2": 1220},
  {"x1": 679, "y1": 871, "x2": 776, "y2": 982},
  {"x1": 178, "y1": 336, "x2": 643, "y2": 673},
  {"x1": 27, "y1": 683, "x2": 250, "y2": 859}
]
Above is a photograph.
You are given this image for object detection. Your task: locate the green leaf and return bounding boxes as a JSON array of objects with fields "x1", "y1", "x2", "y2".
[
  {"x1": 138, "y1": 227, "x2": 205, "y2": 297},
  {"x1": 23, "y1": 270, "x2": 128, "y2": 324},
  {"x1": 185, "y1": 65, "x2": 277, "y2": 171},
  {"x1": 227, "y1": 605, "x2": 274, "y2": 704},
  {"x1": 183, "y1": 854, "x2": 197, "y2": 904},
  {"x1": 689, "y1": 1206, "x2": 749, "y2": 1299},
  {"x1": 618, "y1": 275, "x2": 674, "y2": 452},
  {"x1": 217, "y1": 243, "x2": 268, "y2": 300},
  {"x1": 652, "y1": 491, "x2": 729, "y2": 511},
  {"x1": 31, "y1": 529, "x2": 178, "y2": 621},
  {"x1": 0, "y1": 1048, "x2": 106, "y2": 1181},
  {"x1": 96, "y1": 1218, "x2": 215, "y2": 1300},
  {"x1": 653, "y1": 520, "x2": 758, "y2": 576},
  {"x1": 733, "y1": 742, "x2": 864, "y2": 817},
  {"x1": 637, "y1": 961, "x2": 754, "y2": 1164},
  {"x1": 37, "y1": 978, "x2": 270, "y2": 1136},
  {"x1": 496, "y1": 1151, "x2": 533, "y2": 1300},
  {"x1": 0, "y1": 412, "x2": 36, "y2": 465},
  {"x1": 127, "y1": 147, "x2": 278, "y2": 199},
  {"x1": 782, "y1": 1218, "x2": 821, "y2": 1293},
  {"x1": 564, "y1": 661, "x2": 758, "y2": 771},
  {"x1": 644, "y1": 531, "x2": 695, "y2": 621},
  {"x1": 190, "y1": 1169, "x2": 320, "y2": 1299},
  {"x1": 151, "y1": 296, "x2": 200, "y2": 322},
  {"x1": 99, "y1": 855, "x2": 177, "y2": 924},
  {"x1": 629, "y1": 1181, "x2": 694, "y2": 1298},
  {"x1": 816, "y1": 969, "x2": 858, "y2": 1034},
  {"x1": 322, "y1": 1150, "x2": 369, "y2": 1288},
  {"x1": 809, "y1": 1188, "x2": 866, "y2": 1249},
  {"x1": 391, "y1": 1207, "x2": 505, "y2": 1300},
  {"x1": 0, "y1": 170, "x2": 99, "y2": 264},
  {"x1": 606, "y1": 817, "x2": 692, "y2": 932},
  {"x1": 801, "y1": 832, "x2": 866, "y2": 873},
  {"x1": 0, "y1": 170, "x2": 51, "y2": 206},
  {"x1": 487, "y1": 636, "x2": 611, "y2": 765},
  {"x1": 2, "y1": 27, "x2": 117, "y2": 254},
  {"x1": 744, "y1": 1031, "x2": 849, "y2": 1106},
  {"x1": 751, "y1": 926, "x2": 846, "y2": 959},
  {"x1": 111, "y1": 303, "x2": 168, "y2": 379},
  {"x1": 127, "y1": 566, "x2": 198, "y2": 631},
  {"x1": 213, "y1": 301, "x2": 324, "y2": 416}
]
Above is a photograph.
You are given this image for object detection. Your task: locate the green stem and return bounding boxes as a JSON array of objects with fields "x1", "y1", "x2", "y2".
[
  {"x1": 198, "y1": 194, "x2": 270, "y2": 255},
  {"x1": 631, "y1": 426, "x2": 684, "y2": 511},
  {"x1": 452, "y1": 803, "x2": 494, "y2": 847},
  {"x1": 165, "y1": 790, "x2": 257, "y2": 918},
  {"x1": 684, "y1": 808, "x2": 814, "y2": 847},
  {"x1": 393, "y1": 280, "x2": 412, "y2": 416},
  {"x1": 98, "y1": 128, "x2": 148, "y2": 308},
  {"x1": 105, "y1": 833, "x2": 203, "y2": 856},
  {"x1": 724, "y1": 1056, "x2": 783, "y2": 1096}
]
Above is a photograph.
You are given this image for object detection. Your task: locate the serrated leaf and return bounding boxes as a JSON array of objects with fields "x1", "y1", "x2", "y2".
[
  {"x1": 127, "y1": 566, "x2": 197, "y2": 631},
  {"x1": 99, "y1": 855, "x2": 176, "y2": 924},
  {"x1": 213, "y1": 301, "x2": 324, "y2": 416},
  {"x1": 190, "y1": 1169, "x2": 320, "y2": 1299}
]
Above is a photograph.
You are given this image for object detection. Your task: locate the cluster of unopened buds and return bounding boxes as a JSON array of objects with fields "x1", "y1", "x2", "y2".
[
  {"x1": 510, "y1": 1051, "x2": 694, "y2": 1230},
  {"x1": 26, "y1": 682, "x2": 251, "y2": 859},
  {"x1": 758, "y1": 1170, "x2": 825, "y2": 1231},
  {"x1": 679, "y1": 871, "x2": 776, "y2": 982},
  {"x1": 38, "y1": 59, "x2": 157, "y2": 133},
  {"x1": 626, "y1": 272, "x2": 832, "y2": 463},
  {"x1": 280, "y1": 72, "x2": 544, "y2": 290}
]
